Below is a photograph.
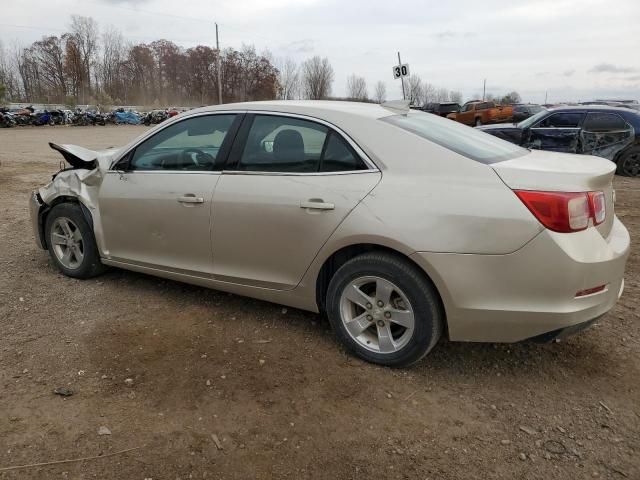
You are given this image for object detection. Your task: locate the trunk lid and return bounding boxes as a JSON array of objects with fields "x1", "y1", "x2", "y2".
[{"x1": 492, "y1": 150, "x2": 616, "y2": 237}]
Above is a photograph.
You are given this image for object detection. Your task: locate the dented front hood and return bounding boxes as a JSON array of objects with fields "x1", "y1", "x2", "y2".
[
  {"x1": 39, "y1": 143, "x2": 123, "y2": 210},
  {"x1": 49, "y1": 142, "x2": 123, "y2": 171}
]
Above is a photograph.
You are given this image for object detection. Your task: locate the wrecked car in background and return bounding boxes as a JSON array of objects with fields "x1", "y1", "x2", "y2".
[
  {"x1": 447, "y1": 100, "x2": 513, "y2": 126},
  {"x1": 477, "y1": 105, "x2": 640, "y2": 176}
]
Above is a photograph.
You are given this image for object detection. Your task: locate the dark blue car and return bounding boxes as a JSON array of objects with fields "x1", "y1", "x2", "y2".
[{"x1": 476, "y1": 105, "x2": 640, "y2": 176}]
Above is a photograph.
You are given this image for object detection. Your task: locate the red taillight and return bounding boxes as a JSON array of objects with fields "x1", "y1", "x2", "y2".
[
  {"x1": 514, "y1": 190, "x2": 606, "y2": 233},
  {"x1": 588, "y1": 191, "x2": 606, "y2": 225}
]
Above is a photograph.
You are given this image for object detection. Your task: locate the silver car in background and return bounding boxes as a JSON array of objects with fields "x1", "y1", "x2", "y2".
[{"x1": 30, "y1": 100, "x2": 630, "y2": 366}]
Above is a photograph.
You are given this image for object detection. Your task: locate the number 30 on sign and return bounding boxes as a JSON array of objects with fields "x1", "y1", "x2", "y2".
[{"x1": 392, "y1": 64, "x2": 410, "y2": 79}]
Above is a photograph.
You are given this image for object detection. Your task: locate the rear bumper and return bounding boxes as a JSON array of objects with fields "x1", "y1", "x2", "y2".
[{"x1": 411, "y1": 216, "x2": 630, "y2": 342}]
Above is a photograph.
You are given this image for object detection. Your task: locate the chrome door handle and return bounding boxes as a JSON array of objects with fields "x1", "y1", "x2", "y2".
[
  {"x1": 178, "y1": 195, "x2": 204, "y2": 204},
  {"x1": 300, "y1": 200, "x2": 335, "y2": 210}
]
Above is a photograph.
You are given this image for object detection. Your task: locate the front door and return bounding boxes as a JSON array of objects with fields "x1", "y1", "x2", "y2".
[
  {"x1": 211, "y1": 113, "x2": 381, "y2": 290},
  {"x1": 98, "y1": 113, "x2": 240, "y2": 275}
]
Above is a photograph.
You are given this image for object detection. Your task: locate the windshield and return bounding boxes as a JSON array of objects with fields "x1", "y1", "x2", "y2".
[
  {"x1": 381, "y1": 111, "x2": 528, "y2": 164},
  {"x1": 517, "y1": 109, "x2": 548, "y2": 129}
]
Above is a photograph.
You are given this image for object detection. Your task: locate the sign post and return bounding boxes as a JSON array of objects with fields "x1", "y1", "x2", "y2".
[{"x1": 392, "y1": 52, "x2": 410, "y2": 100}]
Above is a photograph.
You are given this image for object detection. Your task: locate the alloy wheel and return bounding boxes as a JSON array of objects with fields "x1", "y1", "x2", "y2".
[
  {"x1": 339, "y1": 276, "x2": 415, "y2": 354},
  {"x1": 622, "y1": 152, "x2": 640, "y2": 177},
  {"x1": 50, "y1": 217, "x2": 84, "y2": 269}
]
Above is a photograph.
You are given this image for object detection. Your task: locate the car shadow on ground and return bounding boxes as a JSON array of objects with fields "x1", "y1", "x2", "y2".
[{"x1": 80, "y1": 265, "x2": 619, "y2": 402}]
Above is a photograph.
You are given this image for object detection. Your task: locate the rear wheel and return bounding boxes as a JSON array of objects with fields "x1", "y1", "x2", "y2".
[
  {"x1": 616, "y1": 147, "x2": 640, "y2": 177},
  {"x1": 45, "y1": 203, "x2": 106, "y2": 279},
  {"x1": 326, "y1": 252, "x2": 443, "y2": 367},
  {"x1": 474, "y1": 117, "x2": 482, "y2": 126}
]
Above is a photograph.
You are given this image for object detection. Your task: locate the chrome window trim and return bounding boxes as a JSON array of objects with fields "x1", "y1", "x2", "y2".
[
  {"x1": 108, "y1": 109, "x2": 380, "y2": 175},
  {"x1": 221, "y1": 169, "x2": 379, "y2": 177},
  {"x1": 108, "y1": 110, "x2": 247, "y2": 171},
  {"x1": 530, "y1": 127, "x2": 581, "y2": 130},
  {"x1": 223, "y1": 110, "x2": 379, "y2": 173},
  {"x1": 106, "y1": 170, "x2": 222, "y2": 175}
]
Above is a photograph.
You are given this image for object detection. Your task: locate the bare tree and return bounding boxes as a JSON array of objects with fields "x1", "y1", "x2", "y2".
[
  {"x1": 70, "y1": 15, "x2": 98, "y2": 102},
  {"x1": 434, "y1": 87, "x2": 450, "y2": 103},
  {"x1": 346, "y1": 74, "x2": 367, "y2": 100},
  {"x1": 98, "y1": 27, "x2": 126, "y2": 102},
  {"x1": 0, "y1": 40, "x2": 20, "y2": 101},
  {"x1": 500, "y1": 91, "x2": 521, "y2": 104},
  {"x1": 422, "y1": 82, "x2": 436, "y2": 105},
  {"x1": 373, "y1": 81, "x2": 386, "y2": 103},
  {"x1": 301, "y1": 56, "x2": 333, "y2": 100},
  {"x1": 31, "y1": 36, "x2": 67, "y2": 102},
  {"x1": 406, "y1": 74, "x2": 423, "y2": 106},
  {"x1": 276, "y1": 57, "x2": 299, "y2": 100},
  {"x1": 449, "y1": 90, "x2": 463, "y2": 104}
]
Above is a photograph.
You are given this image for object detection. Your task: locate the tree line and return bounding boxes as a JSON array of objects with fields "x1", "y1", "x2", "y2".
[
  {"x1": 0, "y1": 16, "x2": 339, "y2": 107},
  {"x1": 0, "y1": 15, "x2": 522, "y2": 107}
]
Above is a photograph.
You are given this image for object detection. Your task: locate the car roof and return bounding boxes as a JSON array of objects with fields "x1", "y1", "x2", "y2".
[
  {"x1": 548, "y1": 104, "x2": 633, "y2": 113},
  {"x1": 188, "y1": 100, "x2": 397, "y2": 122}
]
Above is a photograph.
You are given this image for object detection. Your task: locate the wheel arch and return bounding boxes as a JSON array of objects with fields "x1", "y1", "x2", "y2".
[
  {"x1": 314, "y1": 242, "x2": 449, "y2": 337},
  {"x1": 38, "y1": 195, "x2": 94, "y2": 249}
]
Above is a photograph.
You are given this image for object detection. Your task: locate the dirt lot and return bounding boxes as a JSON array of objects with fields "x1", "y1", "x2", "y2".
[{"x1": 0, "y1": 125, "x2": 638, "y2": 479}]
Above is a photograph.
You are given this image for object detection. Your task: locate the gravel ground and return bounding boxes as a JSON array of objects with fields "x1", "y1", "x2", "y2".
[{"x1": 0, "y1": 125, "x2": 638, "y2": 479}]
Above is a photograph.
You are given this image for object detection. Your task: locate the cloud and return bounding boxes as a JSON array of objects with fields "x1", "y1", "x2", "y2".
[
  {"x1": 589, "y1": 63, "x2": 637, "y2": 74},
  {"x1": 433, "y1": 30, "x2": 476, "y2": 40},
  {"x1": 563, "y1": 70, "x2": 575, "y2": 76},
  {"x1": 282, "y1": 39, "x2": 314, "y2": 53}
]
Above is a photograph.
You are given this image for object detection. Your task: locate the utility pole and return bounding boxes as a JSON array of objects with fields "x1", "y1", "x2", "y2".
[
  {"x1": 215, "y1": 23, "x2": 223, "y2": 105},
  {"x1": 544, "y1": 90, "x2": 548, "y2": 104},
  {"x1": 482, "y1": 79, "x2": 486, "y2": 101},
  {"x1": 397, "y1": 52, "x2": 406, "y2": 101}
]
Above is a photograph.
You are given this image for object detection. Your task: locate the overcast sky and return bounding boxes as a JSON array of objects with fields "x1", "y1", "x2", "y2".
[{"x1": 2, "y1": 0, "x2": 639, "y2": 103}]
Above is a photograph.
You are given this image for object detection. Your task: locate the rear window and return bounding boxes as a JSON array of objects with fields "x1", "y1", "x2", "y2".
[
  {"x1": 381, "y1": 112, "x2": 528, "y2": 164},
  {"x1": 583, "y1": 112, "x2": 627, "y2": 131}
]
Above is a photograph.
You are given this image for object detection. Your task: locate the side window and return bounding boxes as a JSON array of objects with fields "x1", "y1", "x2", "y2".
[
  {"x1": 583, "y1": 112, "x2": 627, "y2": 131},
  {"x1": 320, "y1": 132, "x2": 366, "y2": 172},
  {"x1": 536, "y1": 113, "x2": 583, "y2": 128},
  {"x1": 237, "y1": 115, "x2": 328, "y2": 172},
  {"x1": 129, "y1": 114, "x2": 236, "y2": 171}
]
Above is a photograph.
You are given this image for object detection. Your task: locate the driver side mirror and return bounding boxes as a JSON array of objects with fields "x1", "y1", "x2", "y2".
[{"x1": 113, "y1": 151, "x2": 132, "y2": 172}]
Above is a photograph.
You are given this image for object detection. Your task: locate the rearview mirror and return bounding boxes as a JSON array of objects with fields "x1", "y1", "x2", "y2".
[
  {"x1": 261, "y1": 140, "x2": 274, "y2": 153},
  {"x1": 187, "y1": 123, "x2": 216, "y2": 136}
]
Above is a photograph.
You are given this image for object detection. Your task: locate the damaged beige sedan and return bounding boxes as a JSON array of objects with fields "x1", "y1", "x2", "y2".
[{"x1": 30, "y1": 101, "x2": 630, "y2": 366}]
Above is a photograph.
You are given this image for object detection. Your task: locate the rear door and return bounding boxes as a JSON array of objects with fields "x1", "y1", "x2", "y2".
[
  {"x1": 211, "y1": 113, "x2": 381, "y2": 290},
  {"x1": 526, "y1": 112, "x2": 585, "y2": 152},
  {"x1": 580, "y1": 111, "x2": 634, "y2": 159}
]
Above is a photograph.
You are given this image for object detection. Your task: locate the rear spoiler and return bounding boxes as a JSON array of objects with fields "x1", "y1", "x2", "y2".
[{"x1": 49, "y1": 143, "x2": 98, "y2": 169}]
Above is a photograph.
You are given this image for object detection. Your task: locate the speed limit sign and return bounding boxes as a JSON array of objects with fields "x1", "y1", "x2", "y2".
[{"x1": 392, "y1": 63, "x2": 410, "y2": 79}]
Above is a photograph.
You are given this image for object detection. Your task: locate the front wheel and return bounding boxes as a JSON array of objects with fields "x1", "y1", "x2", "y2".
[
  {"x1": 326, "y1": 252, "x2": 443, "y2": 367},
  {"x1": 616, "y1": 147, "x2": 640, "y2": 177},
  {"x1": 45, "y1": 203, "x2": 107, "y2": 278},
  {"x1": 474, "y1": 117, "x2": 482, "y2": 126}
]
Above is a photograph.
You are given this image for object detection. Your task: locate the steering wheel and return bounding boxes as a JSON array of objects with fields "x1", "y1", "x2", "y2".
[{"x1": 179, "y1": 148, "x2": 215, "y2": 169}]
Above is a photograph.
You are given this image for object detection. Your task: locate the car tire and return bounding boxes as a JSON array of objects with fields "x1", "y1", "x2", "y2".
[
  {"x1": 616, "y1": 147, "x2": 640, "y2": 177},
  {"x1": 475, "y1": 117, "x2": 482, "y2": 126},
  {"x1": 326, "y1": 251, "x2": 443, "y2": 367},
  {"x1": 45, "y1": 203, "x2": 107, "y2": 279}
]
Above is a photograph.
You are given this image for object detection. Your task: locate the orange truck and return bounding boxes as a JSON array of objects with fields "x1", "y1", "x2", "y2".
[{"x1": 448, "y1": 100, "x2": 513, "y2": 126}]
